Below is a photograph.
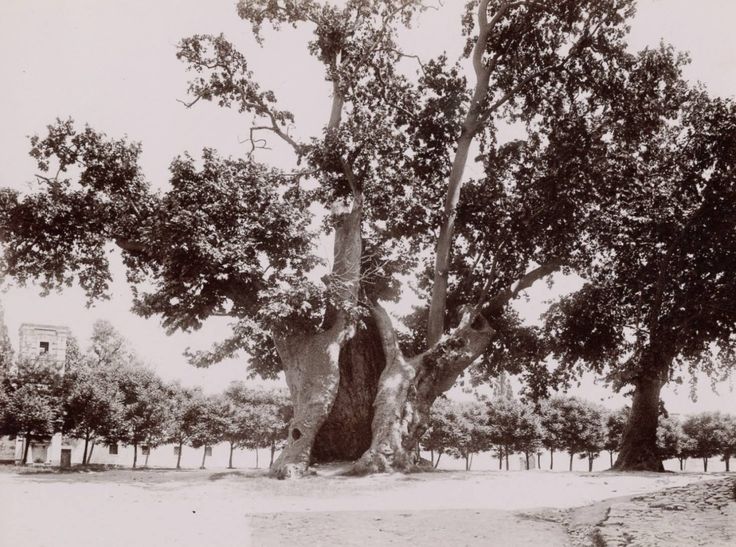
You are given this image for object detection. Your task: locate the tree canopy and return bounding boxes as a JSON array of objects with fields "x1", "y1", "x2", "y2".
[{"x1": 0, "y1": 0, "x2": 729, "y2": 477}]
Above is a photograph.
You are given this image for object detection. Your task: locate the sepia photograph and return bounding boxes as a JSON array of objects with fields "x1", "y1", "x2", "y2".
[{"x1": 0, "y1": 0, "x2": 735, "y2": 545}]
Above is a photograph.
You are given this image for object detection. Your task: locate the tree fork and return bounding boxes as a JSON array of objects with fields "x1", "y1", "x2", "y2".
[
  {"x1": 271, "y1": 198, "x2": 362, "y2": 478},
  {"x1": 353, "y1": 306, "x2": 494, "y2": 474}
]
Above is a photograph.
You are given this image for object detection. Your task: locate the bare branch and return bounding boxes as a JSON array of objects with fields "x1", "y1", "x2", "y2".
[{"x1": 483, "y1": 258, "x2": 562, "y2": 314}]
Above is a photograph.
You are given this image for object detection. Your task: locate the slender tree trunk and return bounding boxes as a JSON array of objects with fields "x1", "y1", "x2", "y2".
[
  {"x1": 613, "y1": 358, "x2": 668, "y2": 471},
  {"x1": 88, "y1": 441, "x2": 95, "y2": 464},
  {"x1": 588, "y1": 455, "x2": 594, "y2": 472},
  {"x1": 430, "y1": 449, "x2": 434, "y2": 466},
  {"x1": 725, "y1": 456, "x2": 730, "y2": 472},
  {"x1": 21, "y1": 434, "x2": 31, "y2": 465},
  {"x1": 569, "y1": 452, "x2": 574, "y2": 472},
  {"x1": 505, "y1": 447, "x2": 509, "y2": 471},
  {"x1": 228, "y1": 442, "x2": 234, "y2": 469},
  {"x1": 82, "y1": 432, "x2": 90, "y2": 465},
  {"x1": 703, "y1": 458, "x2": 708, "y2": 472},
  {"x1": 176, "y1": 442, "x2": 183, "y2": 469},
  {"x1": 270, "y1": 442, "x2": 276, "y2": 467},
  {"x1": 679, "y1": 458, "x2": 684, "y2": 471},
  {"x1": 425, "y1": 0, "x2": 497, "y2": 347},
  {"x1": 434, "y1": 451, "x2": 442, "y2": 469},
  {"x1": 255, "y1": 448, "x2": 259, "y2": 469},
  {"x1": 537, "y1": 453, "x2": 541, "y2": 469},
  {"x1": 524, "y1": 453, "x2": 530, "y2": 470},
  {"x1": 550, "y1": 449, "x2": 554, "y2": 471},
  {"x1": 145, "y1": 451, "x2": 150, "y2": 467},
  {"x1": 609, "y1": 451, "x2": 614, "y2": 468},
  {"x1": 133, "y1": 443, "x2": 138, "y2": 469},
  {"x1": 465, "y1": 454, "x2": 470, "y2": 471},
  {"x1": 200, "y1": 446, "x2": 207, "y2": 469}
]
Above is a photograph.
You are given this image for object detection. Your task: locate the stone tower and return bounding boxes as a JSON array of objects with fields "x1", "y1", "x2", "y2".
[{"x1": 18, "y1": 323, "x2": 70, "y2": 369}]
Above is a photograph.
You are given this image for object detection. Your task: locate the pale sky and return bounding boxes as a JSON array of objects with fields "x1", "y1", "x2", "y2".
[{"x1": 0, "y1": 0, "x2": 735, "y2": 414}]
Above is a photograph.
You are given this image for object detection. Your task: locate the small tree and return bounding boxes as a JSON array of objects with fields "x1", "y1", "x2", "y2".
[
  {"x1": 113, "y1": 366, "x2": 171, "y2": 468},
  {"x1": 538, "y1": 397, "x2": 569, "y2": 470},
  {"x1": 0, "y1": 359, "x2": 63, "y2": 464},
  {"x1": 62, "y1": 324, "x2": 130, "y2": 465},
  {"x1": 544, "y1": 396, "x2": 604, "y2": 472},
  {"x1": 681, "y1": 412, "x2": 725, "y2": 472},
  {"x1": 222, "y1": 383, "x2": 290, "y2": 469},
  {"x1": 63, "y1": 365, "x2": 124, "y2": 464},
  {"x1": 655, "y1": 415, "x2": 683, "y2": 468},
  {"x1": 603, "y1": 407, "x2": 630, "y2": 468},
  {"x1": 486, "y1": 397, "x2": 541, "y2": 470},
  {"x1": 166, "y1": 384, "x2": 203, "y2": 469},
  {"x1": 719, "y1": 414, "x2": 736, "y2": 472},
  {"x1": 444, "y1": 401, "x2": 491, "y2": 471},
  {"x1": 421, "y1": 398, "x2": 457, "y2": 469},
  {"x1": 189, "y1": 395, "x2": 229, "y2": 469},
  {"x1": 1, "y1": 383, "x2": 60, "y2": 464}
]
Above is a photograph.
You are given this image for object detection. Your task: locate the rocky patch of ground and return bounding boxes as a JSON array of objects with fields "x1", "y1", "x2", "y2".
[{"x1": 591, "y1": 476, "x2": 736, "y2": 546}]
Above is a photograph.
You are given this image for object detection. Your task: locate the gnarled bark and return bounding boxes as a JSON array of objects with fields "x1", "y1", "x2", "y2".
[
  {"x1": 613, "y1": 359, "x2": 668, "y2": 472},
  {"x1": 271, "y1": 323, "x2": 347, "y2": 478},
  {"x1": 353, "y1": 306, "x2": 494, "y2": 474},
  {"x1": 312, "y1": 314, "x2": 385, "y2": 463},
  {"x1": 271, "y1": 198, "x2": 362, "y2": 478}
]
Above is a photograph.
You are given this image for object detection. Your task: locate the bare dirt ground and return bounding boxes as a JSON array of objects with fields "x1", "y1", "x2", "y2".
[{"x1": 0, "y1": 465, "x2": 732, "y2": 546}]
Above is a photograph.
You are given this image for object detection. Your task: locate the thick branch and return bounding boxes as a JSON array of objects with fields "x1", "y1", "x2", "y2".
[
  {"x1": 484, "y1": 259, "x2": 562, "y2": 315},
  {"x1": 114, "y1": 237, "x2": 146, "y2": 254}
]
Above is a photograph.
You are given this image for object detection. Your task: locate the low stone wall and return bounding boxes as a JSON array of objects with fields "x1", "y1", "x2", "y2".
[{"x1": 595, "y1": 477, "x2": 736, "y2": 546}]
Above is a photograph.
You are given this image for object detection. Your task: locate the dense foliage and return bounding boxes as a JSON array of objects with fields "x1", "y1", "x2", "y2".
[{"x1": 0, "y1": 321, "x2": 291, "y2": 468}]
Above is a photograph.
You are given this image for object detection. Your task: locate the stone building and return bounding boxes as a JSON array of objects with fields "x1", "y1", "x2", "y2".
[
  {"x1": 0, "y1": 323, "x2": 72, "y2": 465},
  {"x1": 18, "y1": 323, "x2": 71, "y2": 369}
]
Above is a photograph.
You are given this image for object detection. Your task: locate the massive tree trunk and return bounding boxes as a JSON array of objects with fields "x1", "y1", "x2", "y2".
[
  {"x1": 270, "y1": 325, "x2": 346, "y2": 478},
  {"x1": 613, "y1": 362, "x2": 667, "y2": 472},
  {"x1": 312, "y1": 314, "x2": 385, "y2": 463},
  {"x1": 271, "y1": 198, "x2": 362, "y2": 479},
  {"x1": 352, "y1": 306, "x2": 494, "y2": 474}
]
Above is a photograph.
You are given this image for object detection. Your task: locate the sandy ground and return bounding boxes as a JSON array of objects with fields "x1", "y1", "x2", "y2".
[{"x1": 0, "y1": 466, "x2": 722, "y2": 546}]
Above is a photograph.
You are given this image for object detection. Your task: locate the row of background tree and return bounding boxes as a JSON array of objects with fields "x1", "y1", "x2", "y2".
[
  {"x1": 3, "y1": 319, "x2": 733, "y2": 473},
  {"x1": 422, "y1": 391, "x2": 736, "y2": 473},
  {"x1": 0, "y1": 320, "x2": 290, "y2": 468}
]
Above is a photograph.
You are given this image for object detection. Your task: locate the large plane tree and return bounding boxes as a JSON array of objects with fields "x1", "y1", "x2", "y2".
[
  {"x1": 543, "y1": 89, "x2": 736, "y2": 471},
  {"x1": 0, "y1": 0, "x2": 687, "y2": 477}
]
